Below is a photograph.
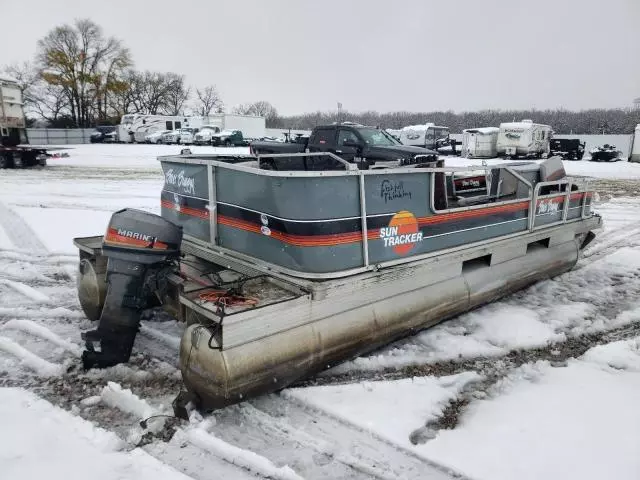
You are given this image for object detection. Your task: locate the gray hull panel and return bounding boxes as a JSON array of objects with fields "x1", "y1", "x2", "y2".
[{"x1": 179, "y1": 233, "x2": 580, "y2": 410}]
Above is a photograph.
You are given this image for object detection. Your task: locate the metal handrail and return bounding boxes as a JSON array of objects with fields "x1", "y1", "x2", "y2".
[
  {"x1": 358, "y1": 175, "x2": 369, "y2": 266},
  {"x1": 529, "y1": 179, "x2": 570, "y2": 231}
]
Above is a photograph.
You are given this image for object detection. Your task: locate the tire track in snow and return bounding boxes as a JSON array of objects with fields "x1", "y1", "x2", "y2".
[
  {"x1": 247, "y1": 395, "x2": 468, "y2": 480},
  {"x1": 0, "y1": 201, "x2": 48, "y2": 253},
  {"x1": 0, "y1": 335, "x2": 64, "y2": 377},
  {"x1": 98, "y1": 381, "x2": 303, "y2": 480},
  {"x1": 236, "y1": 401, "x2": 447, "y2": 480},
  {"x1": 2, "y1": 319, "x2": 82, "y2": 357},
  {"x1": 0, "y1": 279, "x2": 51, "y2": 303}
]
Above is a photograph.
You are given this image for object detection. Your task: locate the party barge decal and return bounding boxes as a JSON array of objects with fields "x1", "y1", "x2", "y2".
[{"x1": 379, "y1": 210, "x2": 423, "y2": 255}]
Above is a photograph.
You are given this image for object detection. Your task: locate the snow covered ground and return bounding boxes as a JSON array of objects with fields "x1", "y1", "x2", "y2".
[{"x1": 1, "y1": 143, "x2": 640, "y2": 480}]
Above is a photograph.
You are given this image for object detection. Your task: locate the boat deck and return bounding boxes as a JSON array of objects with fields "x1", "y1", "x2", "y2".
[{"x1": 176, "y1": 254, "x2": 303, "y2": 319}]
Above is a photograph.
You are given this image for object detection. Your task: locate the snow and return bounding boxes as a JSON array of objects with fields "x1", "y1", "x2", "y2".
[
  {"x1": 0, "y1": 336, "x2": 64, "y2": 376},
  {"x1": 581, "y1": 337, "x2": 640, "y2": 371},
  {"x1": 463, "y1": 127, "x2": 499, "y2": 134},
  {"x1": 400, "y1": 123, "x2": 438, "y2": 131},
  {"x1": 0, "y1": 278, "x2": 51, "y2": 302},
  {"x1": 46, "y1": 143, "x2": 248, "y2": 169},
  {"x1": 100, "y1": 381, "x2": 159, "y2": 420},
  {"x1": 0, "y1": 221, "x2": 12, "y2": 249},
  {"x1": 298, "y1": 340, "x2": 640, "y2": 480},
  {"x1": 187, "y1": 427, "x2": 305, "y2": 480},
  {"x1": 284, "y1": 371, "x2": 482, "y2": 448},
  {"x1": 13, "y1": 207, "x2": 113, "y2": 255},
  {"x1": 2, "y1": 318, "x2": 82, "y2": 357},
  {"x1": 0, "y1": 387, "x2": 193, "y2": 480},
  {"x1": 419, "y1": 343, "x2": 640, "y2": 480}
]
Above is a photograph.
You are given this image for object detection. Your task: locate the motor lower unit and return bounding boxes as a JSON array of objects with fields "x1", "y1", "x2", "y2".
[{"x1": 81, "y1": 208, "x2": 182, "y2": 370}]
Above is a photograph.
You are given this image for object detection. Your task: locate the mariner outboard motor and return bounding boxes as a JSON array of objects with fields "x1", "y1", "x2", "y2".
[{"x1": 81, "y1": 208, "x2": 182, "y2": 370}]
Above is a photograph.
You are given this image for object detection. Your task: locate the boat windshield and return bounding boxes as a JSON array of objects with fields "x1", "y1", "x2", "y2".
[{"x1": 357, "y1": 128, "x2": 400, "y2": 146}]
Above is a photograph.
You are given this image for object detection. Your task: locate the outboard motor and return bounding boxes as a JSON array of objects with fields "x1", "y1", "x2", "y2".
[{"x1": 81, "y1": 208, "x2": 182, "y2": 370}]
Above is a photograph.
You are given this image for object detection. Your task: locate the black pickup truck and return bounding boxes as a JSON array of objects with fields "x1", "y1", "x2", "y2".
[{"x1": 249, "y1": 123, "x2": 439, "y2": 170}]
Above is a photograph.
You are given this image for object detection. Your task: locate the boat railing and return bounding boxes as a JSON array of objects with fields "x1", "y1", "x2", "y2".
[
  {"x1": 160, "y1": 152, "x2": 597, "y2": 279},
  {"x1": 529, "y1": 179, "x2": 570, "y2": 231}
]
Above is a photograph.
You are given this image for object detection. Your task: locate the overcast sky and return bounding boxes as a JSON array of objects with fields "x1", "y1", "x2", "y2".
[{"x1": 1, "y1": 0, "x2": 638, "y2": 115}]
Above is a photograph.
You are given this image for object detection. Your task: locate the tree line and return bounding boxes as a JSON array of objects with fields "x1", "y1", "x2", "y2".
[
  {"x1": 277, "y1": 108, "x2": 640, "y2": 135},
  {"x1": 3, "y1": 18, "x2": 638, "y2": 134}
]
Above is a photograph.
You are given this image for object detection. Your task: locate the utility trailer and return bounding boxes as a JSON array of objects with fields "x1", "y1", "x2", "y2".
[
  {"x1": 549, "y1": 138, "x2": 585, "y2": 161},
  {"x1": 72, "y1": 150, "x2": 602, "y2": 415},
  {"x1": 0, "y1": 76, "x2": 53, "y2": 168}
]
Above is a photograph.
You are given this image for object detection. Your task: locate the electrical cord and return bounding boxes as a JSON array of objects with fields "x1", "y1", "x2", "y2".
[{"x1": 139, "y1": 414, "x2": 178, "y2": 429}]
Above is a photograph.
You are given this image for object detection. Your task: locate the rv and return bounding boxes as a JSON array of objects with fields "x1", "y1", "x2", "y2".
[
  {"x1": 496, "y1": 120, "x2": 552, "y2": 158},
  {"x1": 629, "y1": 124, "x2": 640, "y2": 163},
  {"x1": 461, "y1": 127, "x2": 499, "y2": 158},
  {"x1": 399, "y1": 123, "x2": 450, "y2": 150},
  {"x1": 118, "y1": 114, "x2": 197, "y2": 143}
]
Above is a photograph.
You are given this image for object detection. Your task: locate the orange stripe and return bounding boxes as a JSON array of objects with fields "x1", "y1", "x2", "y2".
[
  {"x1": 161, "y1": 200, "x2": 210, "y2": 220},
  {"x1": 417, "y1": 201, "x2": 529, "y2": 226},
  {"x1": 218, "y1": 216, "x2": 362, "y2": 246},
  {"x1": 104, "y1": 228, "x2": 169, "y2": 250},
  {"x1": 219, "y1": 200, "x2": 530, "y2": 247},
  {"x1": 569, "y1": 192, "x2": 591, "y2": 201}
]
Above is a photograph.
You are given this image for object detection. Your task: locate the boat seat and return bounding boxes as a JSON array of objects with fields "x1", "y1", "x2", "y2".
[{"x1": 539, "y1": 156, "x2": 566, "y2": 182}]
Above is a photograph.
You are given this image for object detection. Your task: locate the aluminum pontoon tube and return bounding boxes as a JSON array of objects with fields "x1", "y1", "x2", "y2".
[{"x1": 179, "y1": 236, "x2": 580, "y2": 411}]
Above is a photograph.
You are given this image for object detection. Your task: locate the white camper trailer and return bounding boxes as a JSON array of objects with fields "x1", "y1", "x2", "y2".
[
  {"x1": 461, "y1": 127, "x2": 499, "y2": 158},
  {"x1": 496, "y1": 120, "x2": 552, "y2": 158},
  {"x1": 118, "y1": 114, "x2": 196, "y2": 143},
  {"x1": 629, "y1": 124, "x2": 640, "y2": 163},
  {"x1": 399, "y1": 123, "x2": 450, "y2": 150}
]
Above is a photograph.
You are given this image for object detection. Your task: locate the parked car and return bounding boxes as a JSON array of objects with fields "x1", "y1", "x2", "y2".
[
  {"x1": 211, "y1": 129, "x2": 249, "y2": 147},
  {"x1": 162, "y1": 128, "x2": 199, "y2": 145},
  {"x1": 193, "y1": 125, "x2": 221, "y2": 145},
  {"x1": 145, "y1": 130, "x2": 172, "y2": 144},
  {"x1": 249, "y1": 123, "x2": 438, "y2": 170},
  {"x1": 89, "y1": 125, "x2": 117, "y2": 143},
  {"x1": 178, "y1": 128, "x2": 199, "y2": 145}
]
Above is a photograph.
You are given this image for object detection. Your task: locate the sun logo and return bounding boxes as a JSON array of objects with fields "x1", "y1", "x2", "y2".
[{"x1": 379, "y1": 210, "x2": 423, "y2": 255}]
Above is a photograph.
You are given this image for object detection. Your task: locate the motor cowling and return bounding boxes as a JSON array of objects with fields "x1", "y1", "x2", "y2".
[{"x1": 81, "y1": 208, "x2": 182, "y2": 370}]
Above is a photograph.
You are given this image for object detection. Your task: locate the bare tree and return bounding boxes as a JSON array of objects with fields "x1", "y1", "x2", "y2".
[
  {"x1": 30, "y1": 82, "x2": 70, "y2": 123},
  {"x1": 1, "y1": 61, "x2": 41, "y2": 111},
  {"x1": 162, "y1": 73, "x2": 190, "y2": 115},
  {"x1": 195, "y1": 85, "x2": 223, "y2": 116},
  {"x1": 108, "y1": 69, "x2": 139, "y2": 118},
  {"x1": 128, "y1": 71, "x2": 168, "y2": 114},
  {"x1": 36, "y1": 18, "x2": 131, "y2": 126},
  {"x1": 233, "y1": 100, "x2": 280, "y2": 126}
]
